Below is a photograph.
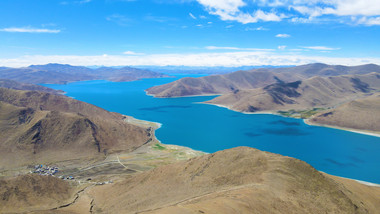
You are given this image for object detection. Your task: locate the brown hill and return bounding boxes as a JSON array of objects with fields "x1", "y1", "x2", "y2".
[
  {"x1": 146, "y1": 70, "x2": 299, "y2": 97},
  {"x1": 0, "y1": 79, "x2": 63, "y2": 94},
  {"x1": 206, "y1": 73, "x2": 380, "y2": 113},
  {"x1": 309, "y1": 93, "x2": 380, "y2": 133},
  {"x1": 146, "y1": 63, "x2": 380, "y2": 98},
  {"x1": 0, "y1": 63, "x2": 168, "y2": 84},
  {"x1": 269, "y1": 63, "x2": 380, "y2": 77},
  {"x1": 0, "y1": 88, "x2": 150, "y2": 168},
  {"x1": 0, "y1": 174, "x2": 76, "y2": 213},
  {"x1": 88, "y1": 147, "x2": 380, "y2": 213}
]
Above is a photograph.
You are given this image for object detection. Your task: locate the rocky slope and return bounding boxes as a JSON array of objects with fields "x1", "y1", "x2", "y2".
[
  {"x1": 206, "y1": 73, "x2": 380, "y2": 113},
  {"x1": 309, "y1": 93, "x2": 380, "y2": 133},
  {"x1": 0, "y1": 174, "x2": 76, "y2": 213},
  {"x1": 0, "y1": 63, "x2": 169, "y2": 84},
  {"x1": 0, "y1": 88, "x2": 150, "y2": 168},
  {"x1": 88, "y1": 147, "x2": 380, "y2": 214},
  {"x1": 146, "y1": 63, "x2": 380, "y2": 98}
]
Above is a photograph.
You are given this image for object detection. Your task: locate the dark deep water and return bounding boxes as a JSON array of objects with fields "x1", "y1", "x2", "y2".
[{"x1": 44, "y1": 75, "x2": 380, "y2": 184}]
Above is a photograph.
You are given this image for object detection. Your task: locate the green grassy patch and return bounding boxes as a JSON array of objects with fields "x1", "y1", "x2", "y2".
[
  {"x1": 152, "y1": 143, "x2": 166, "y2": 150},
  {"x1": 277, "y1": 108, "x2": 326, "y2": 119}
]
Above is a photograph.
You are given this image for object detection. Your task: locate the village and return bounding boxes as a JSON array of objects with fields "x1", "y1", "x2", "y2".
[{"x1": 31, "y1": 165, "x2": 75, "y2": 180}]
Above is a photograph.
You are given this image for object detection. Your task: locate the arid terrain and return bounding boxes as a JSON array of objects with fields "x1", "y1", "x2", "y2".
[
  {"x1": 206, "y1": 73, "x2": 380, "y2": 113},
  {"x1": 146, "y1": 63, "x2": 380, "y2": 98},
  {"x1": 309, "y1": 93, "x2": 380, "y2": 133},
  {"x1": 0, "y1": 87, "x2": 151, "y2": 169},
  {"x1": 2, "y1": 147, "x2": 380, "y2": 214}
]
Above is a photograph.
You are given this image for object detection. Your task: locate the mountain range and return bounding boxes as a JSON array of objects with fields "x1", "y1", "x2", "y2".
[
  {"x1": 206, "y1": 73, "x2": 380, "y2": 113},
  {"x1": 146, "y1": 63, "x2": 380, "y2": 97},
  {"x1": 0, "y1": 63, "x2": 169, "y2": 84}
]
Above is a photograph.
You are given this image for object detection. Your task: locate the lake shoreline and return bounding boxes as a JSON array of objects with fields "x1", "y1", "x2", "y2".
[
  {"x1": 202, "y1": 102, "x2": 380, "y2": 138},
  {"x1": 304, "y1": 119, "x2": 380, "y2": 138}
]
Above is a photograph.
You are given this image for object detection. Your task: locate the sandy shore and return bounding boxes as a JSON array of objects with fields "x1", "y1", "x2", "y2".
[
  {"x1": 145, "y1": 90, "x2": 221, "y2": 98},
  {"x1": 304, "y1": 119, "x2": 380, "y2": 138}
]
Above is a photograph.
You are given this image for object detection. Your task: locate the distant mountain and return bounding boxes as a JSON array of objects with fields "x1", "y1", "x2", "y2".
[
  {"x1": 309, "y1": 93, "x2": 380, "y2": 132},
  {"x1": 0, "y1": 63, "x2": 169, "y2": 84},
  {"x1": 146, "y1": 70, "x2": 300, "y2": 97},
  {"x1": 269, "y1": 63, "x2": 380, "y2": 77},
  {"x1": 88, "y1": 147, "x2": 380, "y2": 213},
  {"x1": 134, "y1": 65, "x2": 281, "y2": 74},
  {"x1": 206, "y1": 73, "x2": 380, "y2": 113},
  {"x1": 0, "y1": 88, "x2": 150, "y2": 168},
  {"x1": 147, "y1": 63, "x2": 380, "y2": 98},
  {"x1": 0, "y1": 79, "x2": 63, "y2": 94}
]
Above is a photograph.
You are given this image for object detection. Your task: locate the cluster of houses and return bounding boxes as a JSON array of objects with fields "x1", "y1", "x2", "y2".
[
  {"x1": 32, "y1": 165, "x2": 59, "y2": 176},
  {"x1": 31, "y1": 165, "x2": 75, "y2": 180}
]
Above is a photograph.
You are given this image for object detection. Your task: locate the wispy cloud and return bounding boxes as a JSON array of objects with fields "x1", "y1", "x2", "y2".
[
  {"x1": 278, "y1": 45, "x2": 286, "y2": 50},
  {"x1": 275, "y1": 34, "x2": 290, "y2": 38},
  {"x1": 145, "y1": 15, "x2": 177, "y2": 23},
  {"x1": 1, "y1": 52, "x2": 379, "y2": 67},
  {"x1": 189, "y1": 13, "x2": 197, "y2": 19},
  {"x1": 77, "y1": 0, "x2": 91, "y2": 3},
  {"x1": 0, "y1": 27, "x2": 60, "y2": 33},
  {"x1": 302, "y1": 46, "x2": 341, "y2": 51},
  {"x1": 245, "y1": 26, "x2": 268, "y2": 31},
  {"x1": 205, "y1": 46, "x2": 274, "y2": 51},
  {"x1": 123, "y1": 51, "x2": 144, "y2": 55},
  {"x1": 61, "y1": 0, "x2": 92, "y2": 5},
  {"x1": 106, "y1": 14, "x2": 131, "y2": 26}
]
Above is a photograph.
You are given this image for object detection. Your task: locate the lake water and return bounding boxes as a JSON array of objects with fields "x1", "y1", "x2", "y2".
[{"x1": 44, "y1": 75, "x2": 380, "y2": 184}]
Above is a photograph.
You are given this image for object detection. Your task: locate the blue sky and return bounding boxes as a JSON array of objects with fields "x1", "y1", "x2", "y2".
[{"x1": 1, "y1": 0, "x2": 380, "y2": 67}]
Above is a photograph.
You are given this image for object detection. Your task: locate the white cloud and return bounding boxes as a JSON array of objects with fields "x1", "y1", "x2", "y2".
[
  {"x1": 275, "y1": 33, "x2": 290, "y2": 38},
  {"x1": 196, "y1": 0, "x2": 284, "y2": 24},
  {"x1": 303, "y1": 46, "x2": 340, "y2": 51},
  {"x1": 189, "y1": 13, "x2": 197, "y2": 19},
  {"x1": 1, "y1": 52, "x2": 379, "y2": 67},
  {"x1": 278, "y1": 45, "x2": 286, "y2": 50},
  {"x1": 195, "y1": 0, "x2": 380, "y2": 25},
  {"x1": 356, "y1": 16, "x2": 380, "y2": 26},
  {"x1": 0, "y1": 27, "x2": 60, "y2": 33},
  {"x1": 123, "y1": 51, "x2": 144, "y2": 55}
]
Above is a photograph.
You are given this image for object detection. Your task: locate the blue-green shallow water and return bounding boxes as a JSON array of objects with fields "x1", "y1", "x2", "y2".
[{"x1": 44, "y1": 76, "x2": 380, "y2": 184}]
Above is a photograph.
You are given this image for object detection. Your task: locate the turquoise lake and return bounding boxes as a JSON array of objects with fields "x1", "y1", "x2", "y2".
[{"x1": 45, "y1": 75, "x2": 380, "y2": 184}]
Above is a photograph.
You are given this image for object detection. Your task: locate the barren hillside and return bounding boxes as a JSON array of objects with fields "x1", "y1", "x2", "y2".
[
  {"x1": 206, "y1": 73, "x2": 380, "y2": 113},
  {"x1": 309, "y1": 93, "x2": 380, "y2": 133},
  {"x1": 0, "y1": 88, "x2": 150, "y2": 168},
  {"x1": 146, "y1": 63, "x2": 380, "y2": 98},
  {"x1": 88, "y1": 147, "x2": 380, "y2": 214}
]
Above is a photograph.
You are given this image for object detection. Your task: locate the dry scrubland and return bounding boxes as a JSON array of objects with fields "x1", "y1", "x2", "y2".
[{"x1": 2, "y1": 147, "x2": 379, "y2": 213}]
